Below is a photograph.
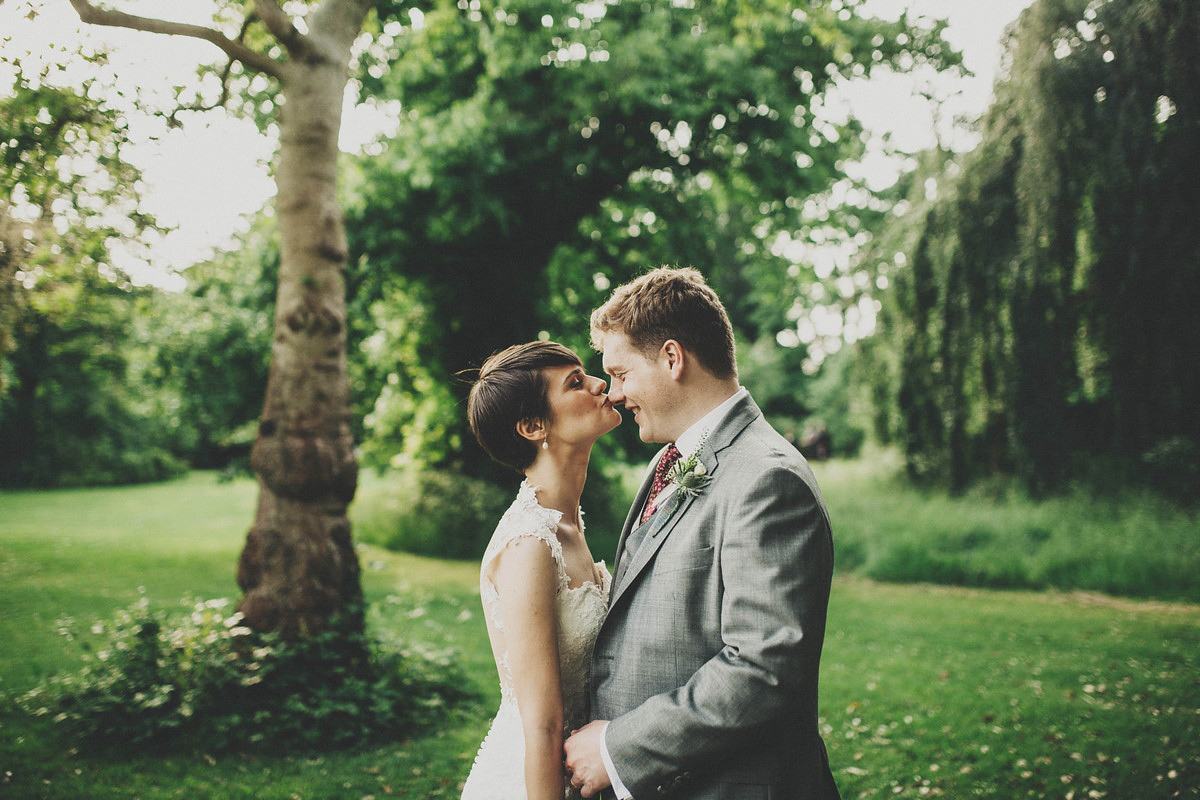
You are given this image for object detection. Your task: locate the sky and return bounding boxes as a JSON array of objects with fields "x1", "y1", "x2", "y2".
[
  {"x1": 846, "y1": 0, "x2": 1035, "y2": 178},
  {"x1": 2, "y1": 0, "x2": 1035, "y2": 287}
]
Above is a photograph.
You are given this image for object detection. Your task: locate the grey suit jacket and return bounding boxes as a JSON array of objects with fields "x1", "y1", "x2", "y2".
[{"x1": 590, "y1": 394, "x2": 840, "y2": 800}]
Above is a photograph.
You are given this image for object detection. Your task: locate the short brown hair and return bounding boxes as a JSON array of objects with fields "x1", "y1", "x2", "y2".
[
  {"x1": 590, "y1": 267, "x2": 737, "y2": 379},
  {"x1": 467, "y1": 341, "x2": 582, "y2": 473}
]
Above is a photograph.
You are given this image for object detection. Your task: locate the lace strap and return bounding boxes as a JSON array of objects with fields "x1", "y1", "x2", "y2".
[
  {"x1": 480, "y1": 482, "x2": 570, "y2": 605},
  {"x1": 483, "y1": 526, "x2": 566, "y2": 580}
]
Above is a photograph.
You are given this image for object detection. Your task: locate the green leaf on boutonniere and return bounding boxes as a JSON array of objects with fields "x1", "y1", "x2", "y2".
[{"x1": 666, "y1": 452, "x2": 712, "y2": 499}]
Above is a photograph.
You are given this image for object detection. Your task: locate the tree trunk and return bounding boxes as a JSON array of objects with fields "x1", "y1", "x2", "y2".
[
  {"x1": 236, "y1": 22, "x2": 362, "y2": 639},
  {"x1": 66, "y1": 0, "x2": 373, "y2": 639}
]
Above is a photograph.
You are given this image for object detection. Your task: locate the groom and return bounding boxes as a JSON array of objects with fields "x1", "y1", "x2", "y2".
[{"x1": 564, "y1": 268, "x2": 841, "y2": 799}]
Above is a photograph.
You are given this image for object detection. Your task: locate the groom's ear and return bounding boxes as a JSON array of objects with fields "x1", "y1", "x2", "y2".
[
  {"x1": 662, "y1": 340, "x2": 686, "y2": 381},
  {"x1": 515, "y1": 417, "x2": 546, "y2": 444}
]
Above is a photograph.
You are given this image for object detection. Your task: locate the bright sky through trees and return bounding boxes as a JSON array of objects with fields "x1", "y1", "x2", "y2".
[{"x1": 2, "y1": 0, "x2": 1033, "y2": 287}]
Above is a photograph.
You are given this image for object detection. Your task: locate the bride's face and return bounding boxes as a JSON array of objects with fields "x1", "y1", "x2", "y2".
[{"x1": 541, "y1": 365, "x2": 622, "y2": 446}]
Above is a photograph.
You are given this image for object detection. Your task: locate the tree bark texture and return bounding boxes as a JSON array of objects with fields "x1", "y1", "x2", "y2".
[
  {"x1": 236, "y1": 1, "x2": 371, "y2": 639},
  {"x1": 69, "y1": 0, "x2": 374, "y2": 640}
]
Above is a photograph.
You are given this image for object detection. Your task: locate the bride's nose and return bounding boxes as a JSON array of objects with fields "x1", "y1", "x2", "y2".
[{"x1": 588, "y1": 375, "x2": 607, "y2": 394}]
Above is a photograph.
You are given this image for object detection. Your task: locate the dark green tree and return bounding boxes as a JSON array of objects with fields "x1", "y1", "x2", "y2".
[
  {"x1": 857, "y1": 0, "x2": 1199, "y2": 495},
  {"x1": 0, "y1": 67, "x2": 182, "y2": 486},
  {"x1": 139, "y1": 218, "x2": 277, "y2": 470},
  {"x1": 344, "y1": 0, "x2": 959, "y2": 476}
]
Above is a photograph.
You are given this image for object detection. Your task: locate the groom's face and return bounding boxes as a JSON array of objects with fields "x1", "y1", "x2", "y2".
[{"x1": 600, "y1": 331, "x2": 675, "y2": 444}]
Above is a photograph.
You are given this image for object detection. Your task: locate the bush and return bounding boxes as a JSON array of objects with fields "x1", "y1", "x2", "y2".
[
  {"x1": 1142, "y1": 437, "x2": 1200, "y2": 506},
  {"x1": 354, "y1": 468, "x2": 513, "y2": 560},
  {"x1": 19, "y1": 597, "x2": 476, "y2": 752},
  {"x1": 819, "y1": 449, "x2": 1200, "y2": 602},
  {"x1": 354, "y1": 465, "x2": 634, "y2": 562}
]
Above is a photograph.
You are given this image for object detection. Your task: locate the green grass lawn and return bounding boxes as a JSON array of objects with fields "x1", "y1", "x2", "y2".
[{"x1": 1, "y1": 469, "x2": 1197, "y2": 799}]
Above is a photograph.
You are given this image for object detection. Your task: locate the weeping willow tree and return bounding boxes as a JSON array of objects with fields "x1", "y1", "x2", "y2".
[{"x1": 860, "y1": 0, "x2": 1199, "y2": 495}]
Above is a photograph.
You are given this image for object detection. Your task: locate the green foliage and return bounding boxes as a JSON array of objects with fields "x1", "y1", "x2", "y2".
[
  {"x1": 855, "y1": 0, "x2": 1200, "y2": 495},
  {"x1": 138, "y1": 221, "x2": 276, "y2": 470},
  {"x1": 354, "y1": 464, "x2": 633, "y2": 562},
  {"x1": 0, "y1": 261, "x2": 187, "y2": 486},
  {"x1": 344, "y1": 0, "x2": 960, "y2": 477},
  {"x1": 820, "y1": 451, "x2": 1200, "y2": 602},
  {"x1": 354, "y1": 467, "x2": 516, "y2": 560},
  {"x1": 1141, "y1": 436, "x2": 1200, "y2": 506},
  {"x1": 0, "y1": 69, "x2": 273, "y2": 483},
  {"x1": 737, "y1": 333, "x2": 867, "y2": 458},
  {"x1": 0, "y1": 60, "x2": 186, "y2": 487},
  {"x1": 19, "y1": 596, "x2": 475, "y2": 753},
  {"x1": 355, "y1": 280, "x2": 461, "y2": 472},
  {"x1": 0, "y1": 67, "x2": 143, "y2": 224}
]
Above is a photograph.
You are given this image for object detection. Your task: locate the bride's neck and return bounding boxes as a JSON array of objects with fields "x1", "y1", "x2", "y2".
[{"x1": 523, "y1": 446, "x2": 590, "y2": 527}]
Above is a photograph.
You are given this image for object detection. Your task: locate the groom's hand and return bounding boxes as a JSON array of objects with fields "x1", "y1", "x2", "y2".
[{"x1": 564, "y1": 720, "x2": 613, "y2": 798}]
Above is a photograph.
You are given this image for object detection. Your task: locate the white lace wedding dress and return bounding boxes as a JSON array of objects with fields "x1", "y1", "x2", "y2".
[{"x1": 461, "y1": 481, "x2": 610, "y2": 800}]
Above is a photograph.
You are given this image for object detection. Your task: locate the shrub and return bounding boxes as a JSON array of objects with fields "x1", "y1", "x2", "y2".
[
  {"x1": 1142, "y1": 437, "x2": 1200, "y2": 505},
  {"x1": 354, "y1": 468, "x2": 513, "y2": 560},
  {"x1": 19, "y1": 597, "x2": 476, "y2": 752},
  {"x1": 818, "y1": 449, "x2": 1200, "y2": 602},
  {"x1": 355, "y1": 464, "x2": 634, "y2": 562}
]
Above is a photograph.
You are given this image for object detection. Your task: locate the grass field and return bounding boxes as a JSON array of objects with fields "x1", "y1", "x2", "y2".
[{"x1": 1, "y1": 468, "x2": 1197, "y2": 799}]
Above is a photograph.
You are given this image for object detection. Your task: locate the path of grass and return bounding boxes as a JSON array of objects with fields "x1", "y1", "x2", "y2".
[{"x1": 1, "y1": 471, "x2": 1197, "y2": 799}]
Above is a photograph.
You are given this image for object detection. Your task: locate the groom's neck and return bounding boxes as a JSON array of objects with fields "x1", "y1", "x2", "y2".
[{"x1": 665, "y1": 377, "x2": 740, "y2": 441}]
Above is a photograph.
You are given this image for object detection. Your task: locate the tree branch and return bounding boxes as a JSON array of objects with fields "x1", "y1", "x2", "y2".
[
  {"x1": 252, "y1": 0, "x2": 308, "y2": 58},
  {"x1": 68, "y1": 0, "x2": 285, "y2": 80},
  {"x1": 164, "y1": 11, "x2": 264, "y2": 127},
  {"x1": 162, "y1": 60, "x2": 234, "y2": 128}
]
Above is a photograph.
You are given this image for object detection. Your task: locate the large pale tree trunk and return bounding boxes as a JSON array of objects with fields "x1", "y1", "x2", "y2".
[
  {"x1": 70, "y1": 0, "x2": 373, "y2": 639},
  {"x1": 237, "y1": 46, "x2": 362, "y2": 640}
]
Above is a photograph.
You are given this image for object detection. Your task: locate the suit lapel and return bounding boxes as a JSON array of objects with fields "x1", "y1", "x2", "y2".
[
  {"x1": 607, "y1": 395, "x2": 763, "y2": 610},
  {"x1": 608, "y1": 486, "x2": 699, "y2": 607}
]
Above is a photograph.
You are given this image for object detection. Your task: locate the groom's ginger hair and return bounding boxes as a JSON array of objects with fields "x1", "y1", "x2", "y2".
[{"x1": 590, "y1": 267, "x2": 737, "y2": 379}]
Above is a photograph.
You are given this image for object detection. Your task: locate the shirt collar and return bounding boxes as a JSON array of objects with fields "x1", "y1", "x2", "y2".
[{"x1": 674, "y1": 386, "x2": 747, "y2": 457}]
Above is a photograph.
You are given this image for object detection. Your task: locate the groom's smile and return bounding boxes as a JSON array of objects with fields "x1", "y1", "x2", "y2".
[{"x1": 599, "y1": 331, "x2": 678, "y2": 444}]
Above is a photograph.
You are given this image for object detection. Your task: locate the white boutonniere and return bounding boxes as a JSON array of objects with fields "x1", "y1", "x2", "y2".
[{"x1": 666, "y1": 449, "x2": 712, "y2": 500}]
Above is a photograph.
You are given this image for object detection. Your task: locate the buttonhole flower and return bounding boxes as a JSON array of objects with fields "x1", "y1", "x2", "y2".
[{"x1": 667, "y1": 450, "x2": 712, "y2": 499}]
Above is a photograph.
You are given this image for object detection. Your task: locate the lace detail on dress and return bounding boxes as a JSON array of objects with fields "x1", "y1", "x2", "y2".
[
  {"x1": 479, "y1": 481, "x2": 568, "y2": 633},
  {"x1": 462, "y1": 481, "x2": 610, "y2": 800}
]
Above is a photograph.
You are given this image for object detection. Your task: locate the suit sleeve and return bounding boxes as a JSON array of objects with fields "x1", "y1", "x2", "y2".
[{"x1": 604, "y1": 459, "x2": 834, "y2": 794}]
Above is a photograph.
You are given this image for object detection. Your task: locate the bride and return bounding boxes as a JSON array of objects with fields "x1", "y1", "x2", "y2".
[{"x1": 462, "y1": 341, "x2": 622, "y2": 800}]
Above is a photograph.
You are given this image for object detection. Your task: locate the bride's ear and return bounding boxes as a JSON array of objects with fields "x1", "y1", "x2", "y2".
[{"x1": 515, "y1": 417, "x2": 547, "y2": 447}]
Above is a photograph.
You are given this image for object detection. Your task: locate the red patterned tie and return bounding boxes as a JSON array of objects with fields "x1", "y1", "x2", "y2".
[{"x1": 640, "y1": 444, "x2": 682, "y2": 524}]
